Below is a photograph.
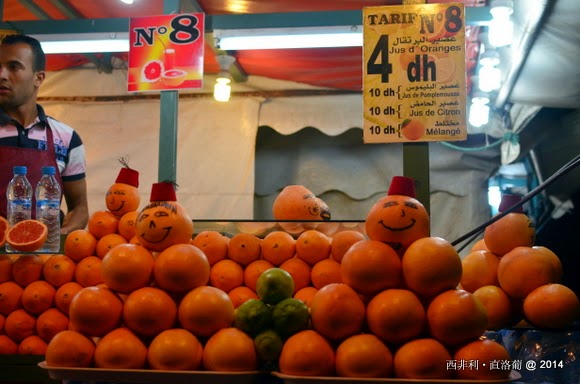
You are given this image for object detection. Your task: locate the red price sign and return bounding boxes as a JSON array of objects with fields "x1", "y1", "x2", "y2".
[
  {"x1": 128, "y1": 13, "x2": 205, "y2": 92},
  {"x1": 363, "y1": 3, "x2": 467, "y2": 143}
]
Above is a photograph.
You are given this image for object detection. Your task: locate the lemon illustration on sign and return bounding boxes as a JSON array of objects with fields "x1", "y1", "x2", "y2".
[
  {"x1": 234, "y1": 298, "x2": 272, "y2": 336},
  {"x1": 272, "y1": 298, "x2": 311, "y2": 339},
  {"x1": 254, "y1": 329, "x2": 284, "y2": 364},
  {"x1": 401, "y1": 119, "x2": 426, "y2": 141},
  {"x1": 256, "y1": 268, "x2": 295, "y2": 305}
]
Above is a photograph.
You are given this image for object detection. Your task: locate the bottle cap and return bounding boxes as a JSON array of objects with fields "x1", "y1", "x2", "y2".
[
  {"x1": 42, "y1": 166, "x2": 56, "y2": 175},
  {"x1": 498, "y1": 193, "x2": 523, "y2": 213},
  {"x1": 13, "y1": 166, "x2": 27, "y2": 175},
  {"x1": 115, "y1": 167, "x2": 139, "y2": 188},
  {"x1": 387, "y1": 176, "x2": 417, "y2": 198},
  {"x1": 150, "y1": 182, "x2": 176, "y2": 202}
]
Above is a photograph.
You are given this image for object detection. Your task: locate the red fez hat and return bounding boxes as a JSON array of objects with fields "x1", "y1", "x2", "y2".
[
  {"x1": 150, "y1": 182, "x2": 177, "y2": 202},
  {"x1": 388, "y1": 176, "x2": 417, "y2": 198},
  {"x1": 115, "y1": 167, "x2": 139, "y2": 188},
  {"x1": 499, "y1": 194, "x2": 523, "y2": 213}
]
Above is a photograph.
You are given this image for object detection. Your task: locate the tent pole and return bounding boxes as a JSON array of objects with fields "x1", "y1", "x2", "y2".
[
  {"x1": 402, "y1": 0, "x2": 430, "y2": 214},
  {"x1": 158, "y1": 0, "x2": 181, "y2": 183}
]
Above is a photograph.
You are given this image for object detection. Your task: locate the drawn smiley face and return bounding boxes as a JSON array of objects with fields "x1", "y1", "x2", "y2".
[{"x1": 365, "y1": 195, "x2": 430, "y2": 255}]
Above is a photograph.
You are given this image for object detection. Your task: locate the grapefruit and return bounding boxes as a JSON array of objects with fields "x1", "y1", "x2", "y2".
[
  {"x1": 0, "y1": 216, "x2": 8, "y2": 248},
  {"x1": 141, "y1": 60, "x2": 163, "y2": 83},
  {"x1": 6, "y1": 220, "x2": 48, "y2": 252}
]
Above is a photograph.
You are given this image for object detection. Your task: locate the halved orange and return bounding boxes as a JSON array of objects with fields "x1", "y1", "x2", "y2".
[
  {"x1": 0, "y1": 216, "x2": 8, "y2": 248},
  {"x1": 6, "y1": 220, "x2": 48, "y2": 252}
]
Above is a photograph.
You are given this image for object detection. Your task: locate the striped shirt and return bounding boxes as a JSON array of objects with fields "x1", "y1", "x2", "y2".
[{"x1": 0, "y1": 104, "x2": 86, "y2": 182}]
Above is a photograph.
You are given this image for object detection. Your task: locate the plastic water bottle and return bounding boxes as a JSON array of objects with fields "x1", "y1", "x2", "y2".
[
  {"x1": 6, "y1": 166, "x2": 33, "y2": 252},
  {"x1": 35, "y1": 166, "x2": 62, "y2": 253}
]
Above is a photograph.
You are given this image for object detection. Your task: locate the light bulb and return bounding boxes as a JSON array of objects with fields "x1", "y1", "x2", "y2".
[
  {"x1": 489, "y1": 1, "x2": 513, "y2": 47},
  {"x1": 478, "y1": 65, "x2": 502, "y2": 92},
  {"x1": 120, "y1": 0, "x2": 134, "y2": 4},
  {"x1": 469, "y1": 95, "x2": 490, "y2": 127},
  {"x1": 214, "y1": 78, "x2": 231, "y2": 102}
]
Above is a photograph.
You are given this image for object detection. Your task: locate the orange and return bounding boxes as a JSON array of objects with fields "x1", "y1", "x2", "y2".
[
  {"x1": 532, "y1": 246, "x2": 564, "y2": 281},
  {"x1": 261, "y1": 231, "x2": 296, "y2": 266},
  {"x1": 5, "y1": 309, "x2": 36, "y2": 342},
  {"x1": 5, "y1": 219, "x2": 48, "y2": 252},
  {"x1": 272, "y1": 185, "x2": 323, "y2": 221},
  {"x1": 279, "y1": 329, "x2": 335, "y2": 376},
  {"x1": 484, "y1": 212, "x2": 535, "y2": 256},
  {"x1": 43, "y1": 255, "x2": 76, "y2": 288},
  {"x1": 0, "y1": 280, "x2": 24, "y2": 315},
  {"x1": 402, "y1": 237, "x2": 462, "y2": 298},
  {"x1": 453, "y1": 339, "x2": 512, "y2": 380},
  {"x1": 523, "y1": 283, "x2": 580, "y2": 330},
  {"x1": 148, "y1": 328, "x2": 203, "y2": 370},
  {"x1": 36, "y1": 307, "x2": 70, "y2": 343},
  {"x1": 427, "y1": 289, "x2": 488, "y2": 346},
  {"x1": 365, "y1": 193, "x2": 430, "y2": 256},
  {"x1": 228, "y1": 286, "x2": 259, "y2": 309},
  {"x1": 335, "y1": 333, "x2": 393, "y2": 378},
  {"x1": 87, "y1": 210, "x2": 119, "y2": 239},
  {"x1": 460, "y1": 250, "x2": 500, "y2": 293},
  {"x1": 0, "y1": 216, "x2": 8, "y2": 249},
  {"x1": 280, "y1": 257, "x2": 312, "y2": 293},
  {"x1": 202, "y1": 327, "x2": 257, "y2": 372},
  {"x1": 74, "y1": 256, "x2": 104, "y2": 287},
  {"x1": 341, "y1": 240, "x2": 401, "y2": 296},
  {"x1": 18, "y1": 335, "x2": 48, "y2": 355},
  {"x1": 123, "y1": 286, "x2": 177, "y2": 337},
  {"x1": 295, "y1": 230, "x2": 331, "y2": 266},
  {"x1": 54, "y1": 281, "x2": 83, "y2": 315},
  {"x1": 473, "y1": 285, "x2": 521, "y2": 330},
  {"x1": 94, "y1": 327, "x2": 148, "y2": 369},
  {"x1": 95, "y1": 233, "x2": 127, "y2": 259},
  {"x1": 209, "y1": 259, "x2": 244, "y2": 293},
  {"x1": 330, "y1": 230, "x2": 366, "y2": 263},
  {"x1": 470, "y1": 238, "x2": 490, "y2": 252},
  {"x1": 64, "y1": 229, "x2": 98, "y2": 262},
  {"x1": 366, "y1": 288, "x2": 426, "y2": 345},
  {"x1": 68, "y1": 285, "x2": 124, "y2": 337},
  {"x1": 244, "y1": 259, "x2": 274, "y2": 292},
  {"x1": 21, "y1": 280, "x2": 55, "y2": 315},
  {"x1": 105, "y1": 182, "x2": 141, "y2": 218},
  {"x1": 311, "y1": 258, "x2": 342, "y2": 289},
  {"x1": 117, "y1": 210, "x2": 139, "y2": 241},
  {"x1": 401, "y1": 119, "x2": 426, "y2": 141},
  {"x1": 45, "y1": 330, "x2": 95, "y2": 367},
  {"x1": 12, "y1": 255, "x2": 44, "y2": 287},
  {"x1": 191, "y1": 230, "x2": 229, "y2": 266},
  {"x1": 310, "y1": 283, "x2": 366, "y2": 341},
  {"x1": 0, "y1": 334, "x2": 18, "y2": 354},
  {"x1": 497, "y1": 246, "x2": 562, "y2": 299},
  {"x1": 101, "y1": 243, "x2": 154, "y2": 294},
  {"x1": 293, "y1": 286, "x2": 318, "y2": 308},
  {"x1": 0, "y1": 254, "x2": 13, "y2": 283},
  {"x1": 0, "y1": 313, "x2": 4, "y2": 333},
  {"x1": 393, "y1": 338, "x2": 452, "y2": 379},
  {"x1": 153, "y1": 243, "x2": 210, "y2": 294},
  {"x1": 178, "y1": 285, "x2": 234, "y2": 338},
  {"x1": 227, "y1": 233, "x2": 261, "y2": 267}
]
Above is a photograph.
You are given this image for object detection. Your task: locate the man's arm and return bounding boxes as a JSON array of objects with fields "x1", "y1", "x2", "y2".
[{"x1": 60, "y1": 178, "x2": 89, "y2": 234}]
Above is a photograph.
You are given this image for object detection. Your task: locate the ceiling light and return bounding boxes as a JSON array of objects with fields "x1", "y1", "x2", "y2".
[
  {"x1": 214, "y1": 26, "x2": 362, "y2": 50},
  {"x1": 120, "y1": 0, "x2": 134, "y2": 4},
  {"x1": 33, "y1": 33, "x2": 129, "y2": 54},
  {"x1": 469, "y1": 92, "x2": 491, "y2": 127},
  {"x1": 488, "y1": 0, "x2": 513, "y2": 47},
  {"x1": 214, "y1": 55, "x2": 236, "y2": 102}
]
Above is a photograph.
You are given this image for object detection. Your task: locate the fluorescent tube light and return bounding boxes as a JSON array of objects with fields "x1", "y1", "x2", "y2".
[
  {"x1": 214, "y1": 26, "x2": 363, "y2": 50},
  {"x1": 32, "y1": 33, "x2": 129, "y2": 54}
]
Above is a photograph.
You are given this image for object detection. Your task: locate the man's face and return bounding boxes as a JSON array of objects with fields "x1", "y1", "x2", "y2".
[{"x1": 0, "y1": 42, "x2": 44, "y2": 109}]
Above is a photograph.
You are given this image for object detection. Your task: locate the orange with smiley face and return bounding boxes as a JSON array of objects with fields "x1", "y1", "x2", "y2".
[
  {"x1": 365, "y1": 176, "x2": 430, "y2": 256},
  {"x1": 135, "y1": 182, "x2": 194, "y2": 252},
  {"x1": 106, "y1": 162, "x2": 141, "y2": 218}
]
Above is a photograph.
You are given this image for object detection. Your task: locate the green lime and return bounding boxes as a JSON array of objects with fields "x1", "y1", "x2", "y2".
[
  {"x1": 256, "y1": 268, "x2": 295, "y2": 305},
  {"x1": 254, "y1": 329, "x2": 284, "y2": 366},
  {"x1": 272, "y1": 297, "x2": 310, "y2": 339},
  {"x1": 234, "y1": 298, "x2": 272, "y2": 336}
]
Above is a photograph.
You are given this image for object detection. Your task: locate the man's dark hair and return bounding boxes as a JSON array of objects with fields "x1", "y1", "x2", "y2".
[{"x1": 1, "y1": 34, "x2": 46, "y2": 72}]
